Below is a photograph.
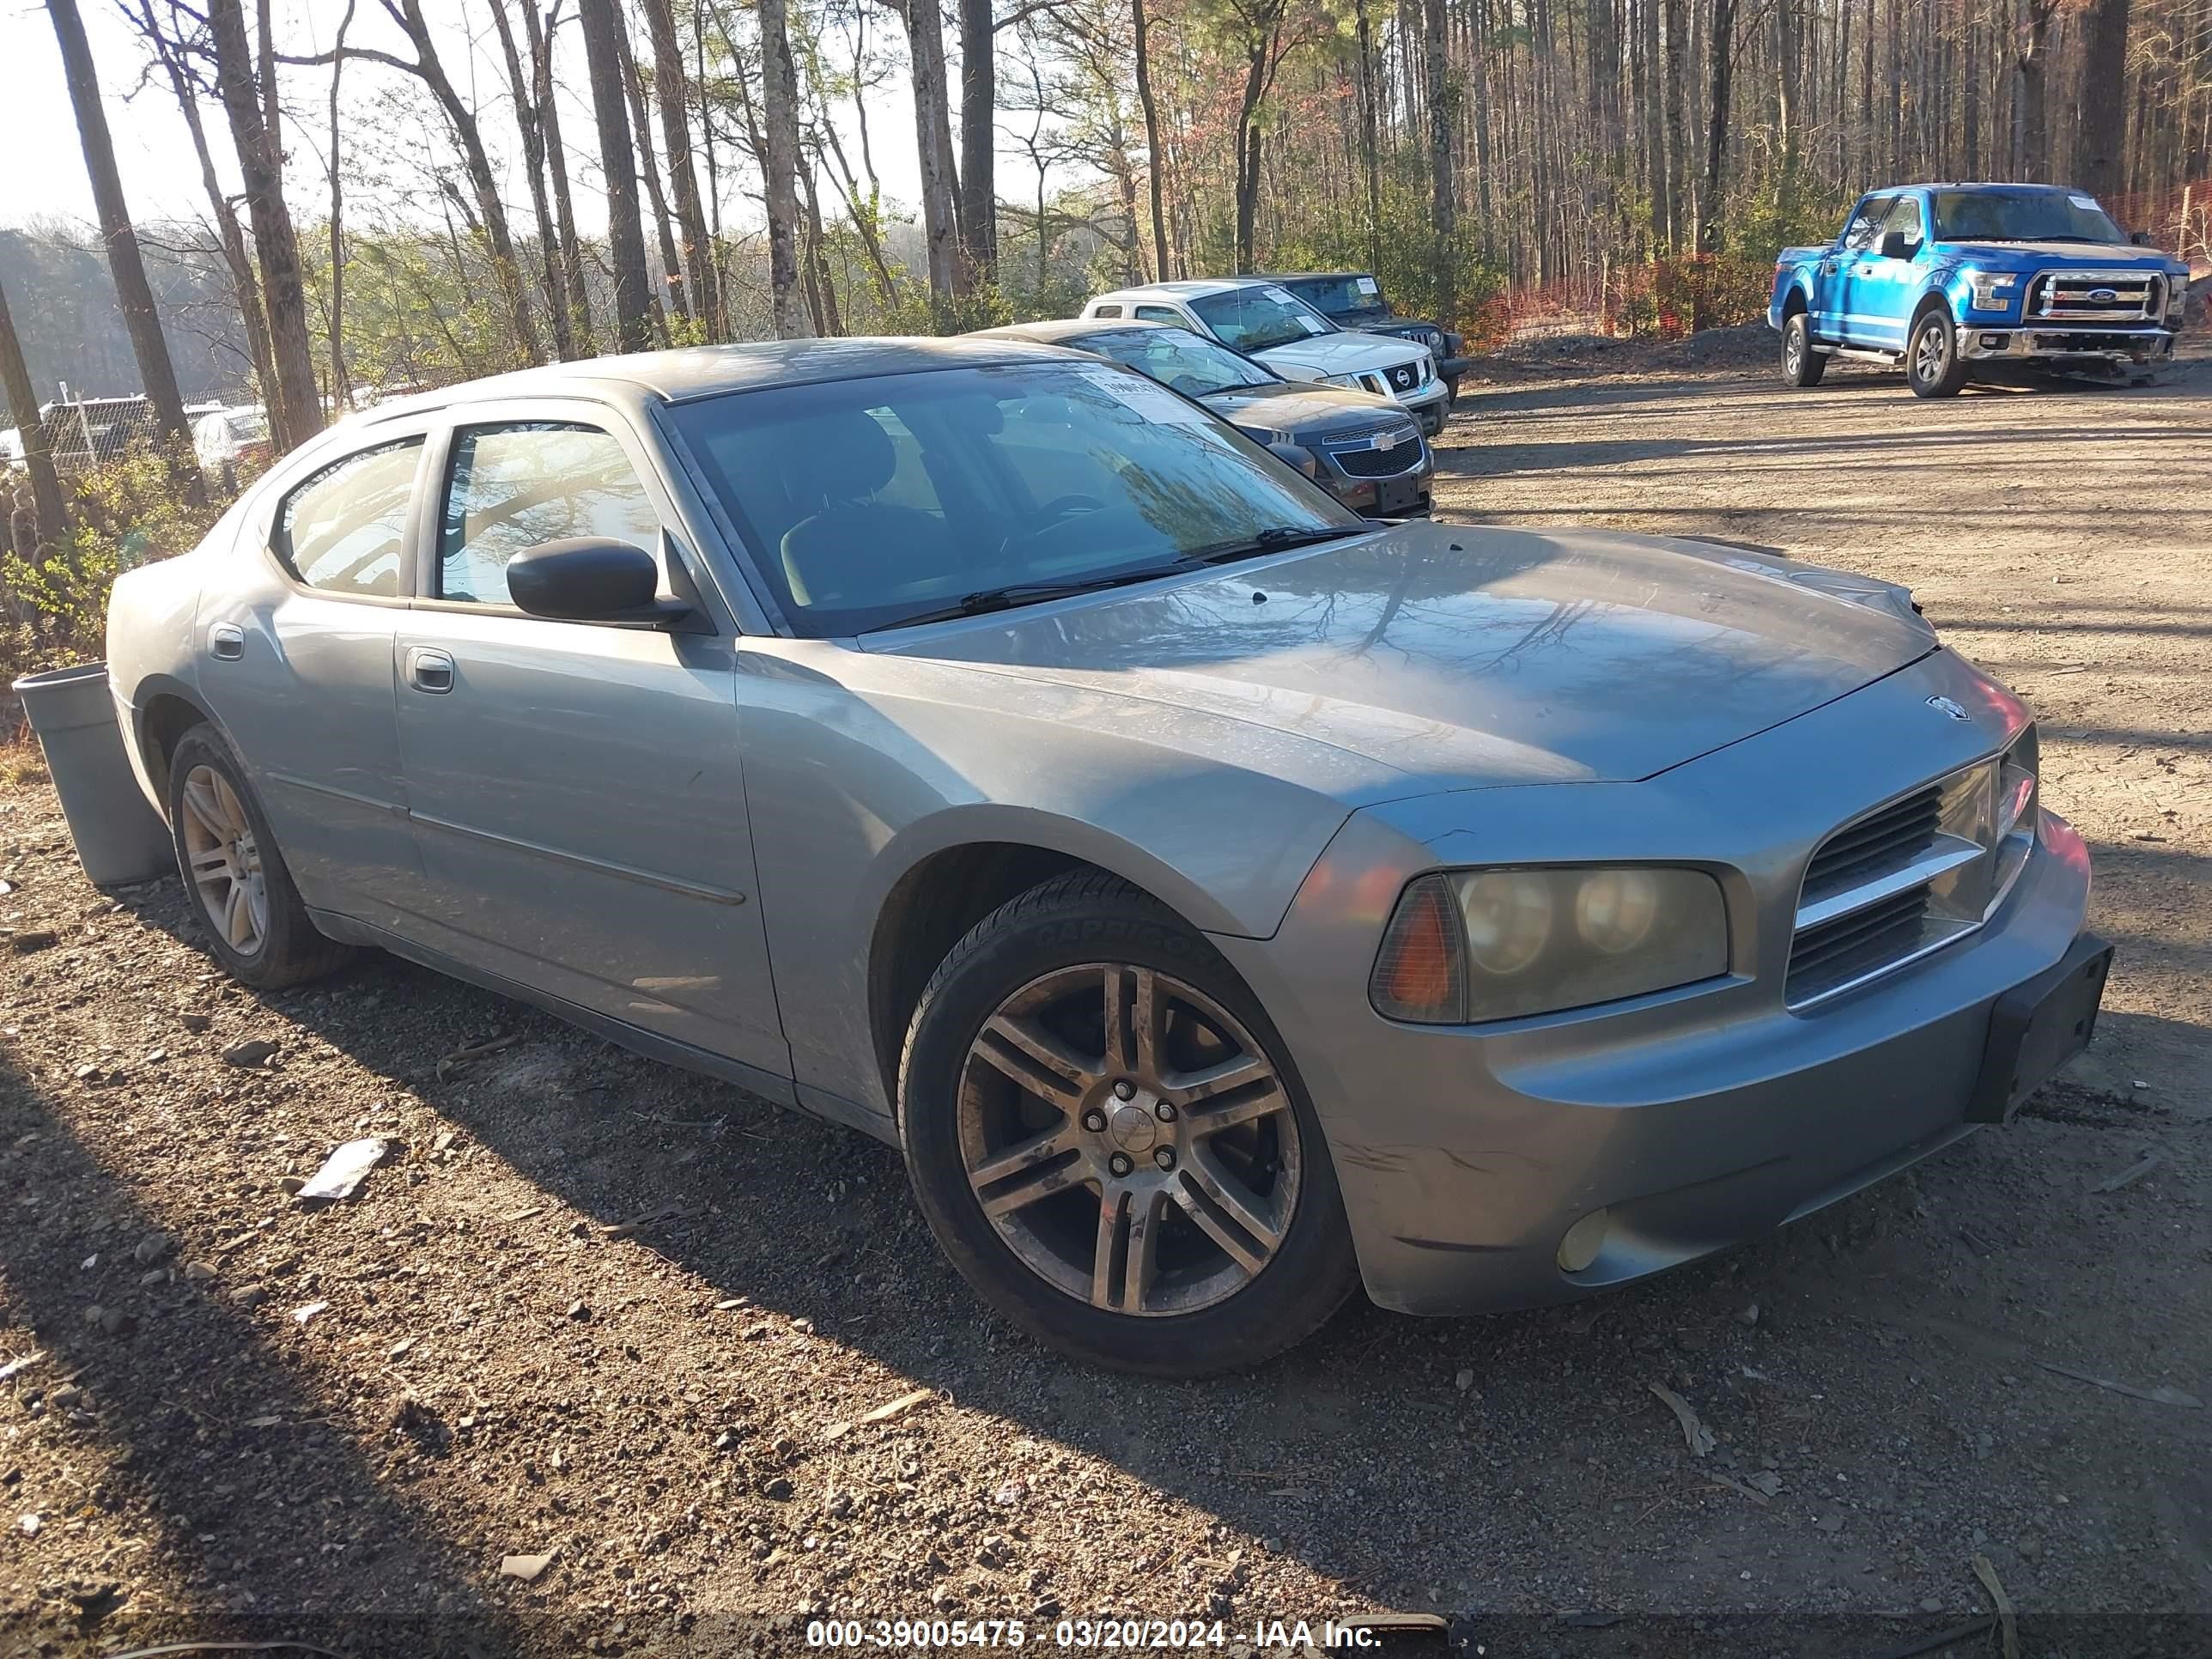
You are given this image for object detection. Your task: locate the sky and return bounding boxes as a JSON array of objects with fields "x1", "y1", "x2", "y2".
[{"x1": 0, "y1": 0, "x2": 929, "y2": 240}]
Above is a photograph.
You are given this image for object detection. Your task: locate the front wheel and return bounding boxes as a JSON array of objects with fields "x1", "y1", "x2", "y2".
[
  {"x1": 1782, "y1": 313, "x2": 1826, "y2": 386},
  {"x1": 1907, "y1": 310, "x2": 1969, "y2": 398},
  {"x1": 898, "y1": 872, "x2": 1359, "y2": 1375}
]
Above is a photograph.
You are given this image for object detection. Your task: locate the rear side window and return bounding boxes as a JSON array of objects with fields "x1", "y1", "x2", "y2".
[
  {"x1": 1133, "y1": 305, "x2": 1182, "y2": 323},
  {"x1": 273, "y1": 438, "x2": 422, "y2": 599},
  {"x1": 1091, "y1": 304, "x2": 1122, "y2": 319},
  {"x1": 437, "y1": 422, "x2": 661, "y2": 606}
]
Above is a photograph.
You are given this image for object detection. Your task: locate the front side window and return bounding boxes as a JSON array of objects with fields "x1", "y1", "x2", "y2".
[
  {"x1": 668, "y1": 361, "x2": 1362, "y2": 635},
  {"x1": 1188, "y1": 286, "x2": 1336, "y2": 352},
  {"x1": 273, "y1": 438, "x2": 422, "y2": 599},
  {"x1": 438, "y1": 422, "x2": 661, "y2": 606},
  {"x1": 1840, "y1": 196, "x2": 1893, "y2": 251},
  {"x1": 1881, "y1": 196, "x2": 1924, "y2": 250},
  {"x1": 1931, "y1": 187, "x2": 2126, "y2": 245},
  {"x1": 1078, "y1": 326, "x2": 1277, "y2": 398}
]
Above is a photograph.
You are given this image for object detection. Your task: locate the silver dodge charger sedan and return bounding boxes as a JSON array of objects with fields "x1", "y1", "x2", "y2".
[{"x1": 106, "y1": 337, "x2": 2110, "y2": 1375}]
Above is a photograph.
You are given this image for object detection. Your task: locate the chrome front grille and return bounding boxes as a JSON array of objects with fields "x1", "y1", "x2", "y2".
[
  {"x1": 1786, "y1": 728, "x2": 2040, "y2": 1008},
  {"x1": 2027, "y1": 269, "x2": 2166, "y2": 325}
]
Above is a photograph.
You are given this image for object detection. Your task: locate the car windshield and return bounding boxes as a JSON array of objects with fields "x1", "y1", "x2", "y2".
[
  {"x1": 1932, "y1": 189, "x2": 2126, "y2": 244},
  {"x1": 227, "y1": 413, "x2": 270, "y2": 442},
  {"x1": 1280, "y1": 275, "x2": 1387, "y2": 319},
  {"x1": 1073, "y1": 326, "x2": 1277, "y2": 398},
  {"x1": 1188, "y1": 286, "x2": 1337, "y2": 353},
  {"x1": 667, "y1": 361, "x2": 1363, "y2": 636}
]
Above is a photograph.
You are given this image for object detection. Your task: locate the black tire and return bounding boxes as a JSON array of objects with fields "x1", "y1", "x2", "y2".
[
  {"x1": 166, "y1": 724, "x2": 353, "y2": 990},
  {"x1": 897, "y1": 871, "x2": 1360, "y2": 1375},
  {"x1": 1906, "y1": 307, "x2": 1970, "y2": 398},
  {"x1": 1782, "y1": 313, "x2": 1826, "y2": 386}
]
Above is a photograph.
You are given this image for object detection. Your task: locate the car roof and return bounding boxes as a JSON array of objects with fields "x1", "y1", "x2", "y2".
[
  {"x1": 1263, "y1": 272, "x2": 1375, "y2": 283},
  {"x1": 972, "y1": 318, "x2": 1180, "y2": 344},
  {"x1": 1863, "y1": 181, "x2": 2078, "y2": 195},
  {"x1": 353, "y1": 336, "x2": 1079, "y2": 425},
  {"x1": 1089, "y1": 278, "x2": 1283, "y2": 303}
]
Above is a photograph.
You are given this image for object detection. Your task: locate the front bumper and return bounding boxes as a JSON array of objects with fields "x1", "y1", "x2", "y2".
[
  {"x1": 1395, "y1": 380, "x2": 1451, "y2": 434},
  {"x1": 1957, "y1": 323, "x2": 2179, "y2": 363},
  {"x1": 1213, "y1": 650, "x2": 2100, "y2": 1316}
]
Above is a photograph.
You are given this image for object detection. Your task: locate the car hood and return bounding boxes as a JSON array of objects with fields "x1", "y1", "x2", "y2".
[
  {"x1": 1202, "y1": 381, "x2": 1413, "y2": 438},
  {"x1": 1249, "y1": 331, "x2": 1421, "y2": 378},
  {"x1": 870, "y1": 522, "x2": 1940, "y2": 801},
  {"x1": 1940, "y1": 240, "x2": 2181, "y2": 270}
]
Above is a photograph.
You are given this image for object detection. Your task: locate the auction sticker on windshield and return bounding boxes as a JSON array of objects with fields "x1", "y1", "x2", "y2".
[{"x1": 1081, "y1": 367, "x2": 1209, "y2": 424}]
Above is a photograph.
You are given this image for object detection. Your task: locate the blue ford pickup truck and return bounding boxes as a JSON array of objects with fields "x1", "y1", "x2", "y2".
[{"x1": 1768, "y1": 182, "x2": 2190, "y2": 397}]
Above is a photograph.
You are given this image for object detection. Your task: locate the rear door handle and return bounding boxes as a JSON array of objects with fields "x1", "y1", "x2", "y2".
[
  {"x1": 209, "y1": 623, "x2": 244, "y2": 661},
  {"x1": 405, "y1": 646, "x2": 455, "y2": 695}
]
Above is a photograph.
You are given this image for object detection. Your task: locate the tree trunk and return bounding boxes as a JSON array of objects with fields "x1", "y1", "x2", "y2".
[
  {"x1": 48, "y1": 0, "x2": 197, "y2": 483},
  {"x1": 2071, "y1": 0, "x2": 2131, "y2": 194},
  {"x1": 1662, "y1": 0, "x2": 1688, "y2": 252},
  {"x1": 1422, "y1": 0, "x2": 1455, "y2": 324},
  {"x1": 1353, "y1": 0, "x2": 1384, "y2": 274},
  {"x1": 641, "y1": 0, "x2": 721, "y2": 335},
  {"x1": 326, "y1": 0, "x2": 356, "y2": 412},
  {"x1": 208, "y1": 0, "x2": 323, "y2": 449},
  {"x1": 1131, "y1": 0, "x2": 1172, "y2": 282},
  {"x1": 0, "y1": 275, "x2": 70, "y2": 544},
  {"x1": 958, "y1": 0, "x2": 997, "y2": 285},
  {"x1": 1643, "y1": 0, "x2": 1668, "y2": 251},
  {"x1": 1700, "y1": 0, "x2": 1739, "y2": 252},
  {"x1": 759, "y1": 0, "x2": 811, "y2": 337},
  {"x1": 617, "y1": 20, "x2": 686, "y2": 334},
  {"x1": 902, "y1": 0, "x2": 966, "y2": 310},
  {"x1": 526, "y1": 0, "x2": 594, "y2": 351},
  {"x1": 2016, "y1": 0, "x2": 2057, "y2": 182},
  {"x1": 489, "y1": 0, "x2": 578, "y2": 358},
  {"x1": 578, "y1": 0, "x2": 654, "y2": 351}
]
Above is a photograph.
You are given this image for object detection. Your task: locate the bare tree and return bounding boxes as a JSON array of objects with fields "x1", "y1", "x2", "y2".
[
  {"x1": 527, "y1": 0, "x2": 595, "y2": 350},
  {"x1": 1420, "y1": 0, "x2": 1454, "y2": 325},
  {"x1": 48, "y1": 0, "x2": 197, "y2": 483},
  {"x1": 580, "y1": 0, "x2": 656, "y2": 349},
  {"x1": 760, "y1": 0, "x2": 811, "y2": 335},
  {"x1": 641, "y1": 0, "x2": 723, "y2": 334},
  {"x1": 0, "y1": 276, "x2": 70, "y2": 545},
  {"x1": 206, "y1": 0, "x2": 322, "y2": 449},
  {"x1": 290, "y1": 0, "x2": 544, "y2": 365},
  {"x1": 488, "y1": 0, "x2": 580, "y2": 357},
  {"x1": 121, "y1": 0, "x2": 280, "y2": 416},
  {"x1": 1131, "y1": 0, "x2": 1170, "y2": 280},
  {"x1": 2072, "y1": 0, "x2": 2134, "y2": 193},
  {"x1": 617, "y1": 18, "x2": 688, "y2": 331},
  {"x1": 325, "y1": 0, "x2": 358, "y2": 410},
  {"x1": 959, "y1": 0, "x2": 998, "y2": 284}
]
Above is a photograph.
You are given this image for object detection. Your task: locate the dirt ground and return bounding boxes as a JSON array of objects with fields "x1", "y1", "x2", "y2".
[{"x1": 3, "y1": 339, "x2": 2209, "y2": 1659}]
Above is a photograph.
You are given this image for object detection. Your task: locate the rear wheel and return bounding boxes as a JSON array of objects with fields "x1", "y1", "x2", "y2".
[
  {"x1": 1907, "y1": 308, "x2": 1969, "y2": 398},
  {"x1": 898, "y1": 872, "x2": 1358, "y2": 1375},
  {"x1": 1782, "y1": 313, "x2": 1826, "y2": 386},
  {"x1": 166, "y1": 726, "x2": 352, "y2": 990}
]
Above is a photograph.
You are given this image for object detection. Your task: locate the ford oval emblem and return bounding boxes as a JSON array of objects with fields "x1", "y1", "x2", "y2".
[
  {"x1": 1927, "y1": 696, "x2": 1969, "y2": 721},
  {"x1": 2088, "y1": 288, "x2": 2118, "y2": 302}
]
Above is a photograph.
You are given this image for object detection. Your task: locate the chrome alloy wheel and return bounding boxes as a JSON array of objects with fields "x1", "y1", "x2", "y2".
[
  {"x1": 1913, "y1": 320, "x2": 1948, "y2": 384},
  {"x1": 1784, "y1": 328, "x2": 1804, "y2": 377},
  {"x1": 179, "y1": 763, "x2": 268, "y2": 956},
  {"x1": 957, "y1": 963, "x2": 1302, "y2": 1317}
]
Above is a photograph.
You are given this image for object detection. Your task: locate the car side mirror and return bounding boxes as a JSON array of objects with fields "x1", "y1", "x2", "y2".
[
  {"x1": 1878, "y1": 230, "x2": 1913, "y2": 260},
  {"x1": 507, "y1": 538, "x2": 694, "y2": 627},
  {"x1": 2130, "y1": 229, "x2": 2154, "y2": 246}
]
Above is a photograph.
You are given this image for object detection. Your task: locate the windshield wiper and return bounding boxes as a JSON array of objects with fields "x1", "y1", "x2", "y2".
[
  {"x1": 1185, "y1": 525, "x2": 1366, "y2": 564},
  {"x1": 872, "y1": 562, "x2": 1202, "y2": 629}
]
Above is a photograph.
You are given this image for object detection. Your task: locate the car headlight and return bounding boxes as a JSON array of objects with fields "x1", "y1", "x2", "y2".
[
  {"x1": 1964, "y1": 270, "x2": 2017, "y2": 310},
  {"x1": 1370, "y1": 866, "x2": 1729, "y2": 1024},
  {"x1": 1323, "y1": 373, "x2": 1364, "y2": 390}
]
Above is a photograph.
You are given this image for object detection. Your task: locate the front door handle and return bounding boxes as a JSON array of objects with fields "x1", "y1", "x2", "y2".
[
  {"x1": 209, "y1": 623, "x2": 245, "y2": 661},
  {"x1": 405, "y1": 646, "x2": 455, "y2": 695}
]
